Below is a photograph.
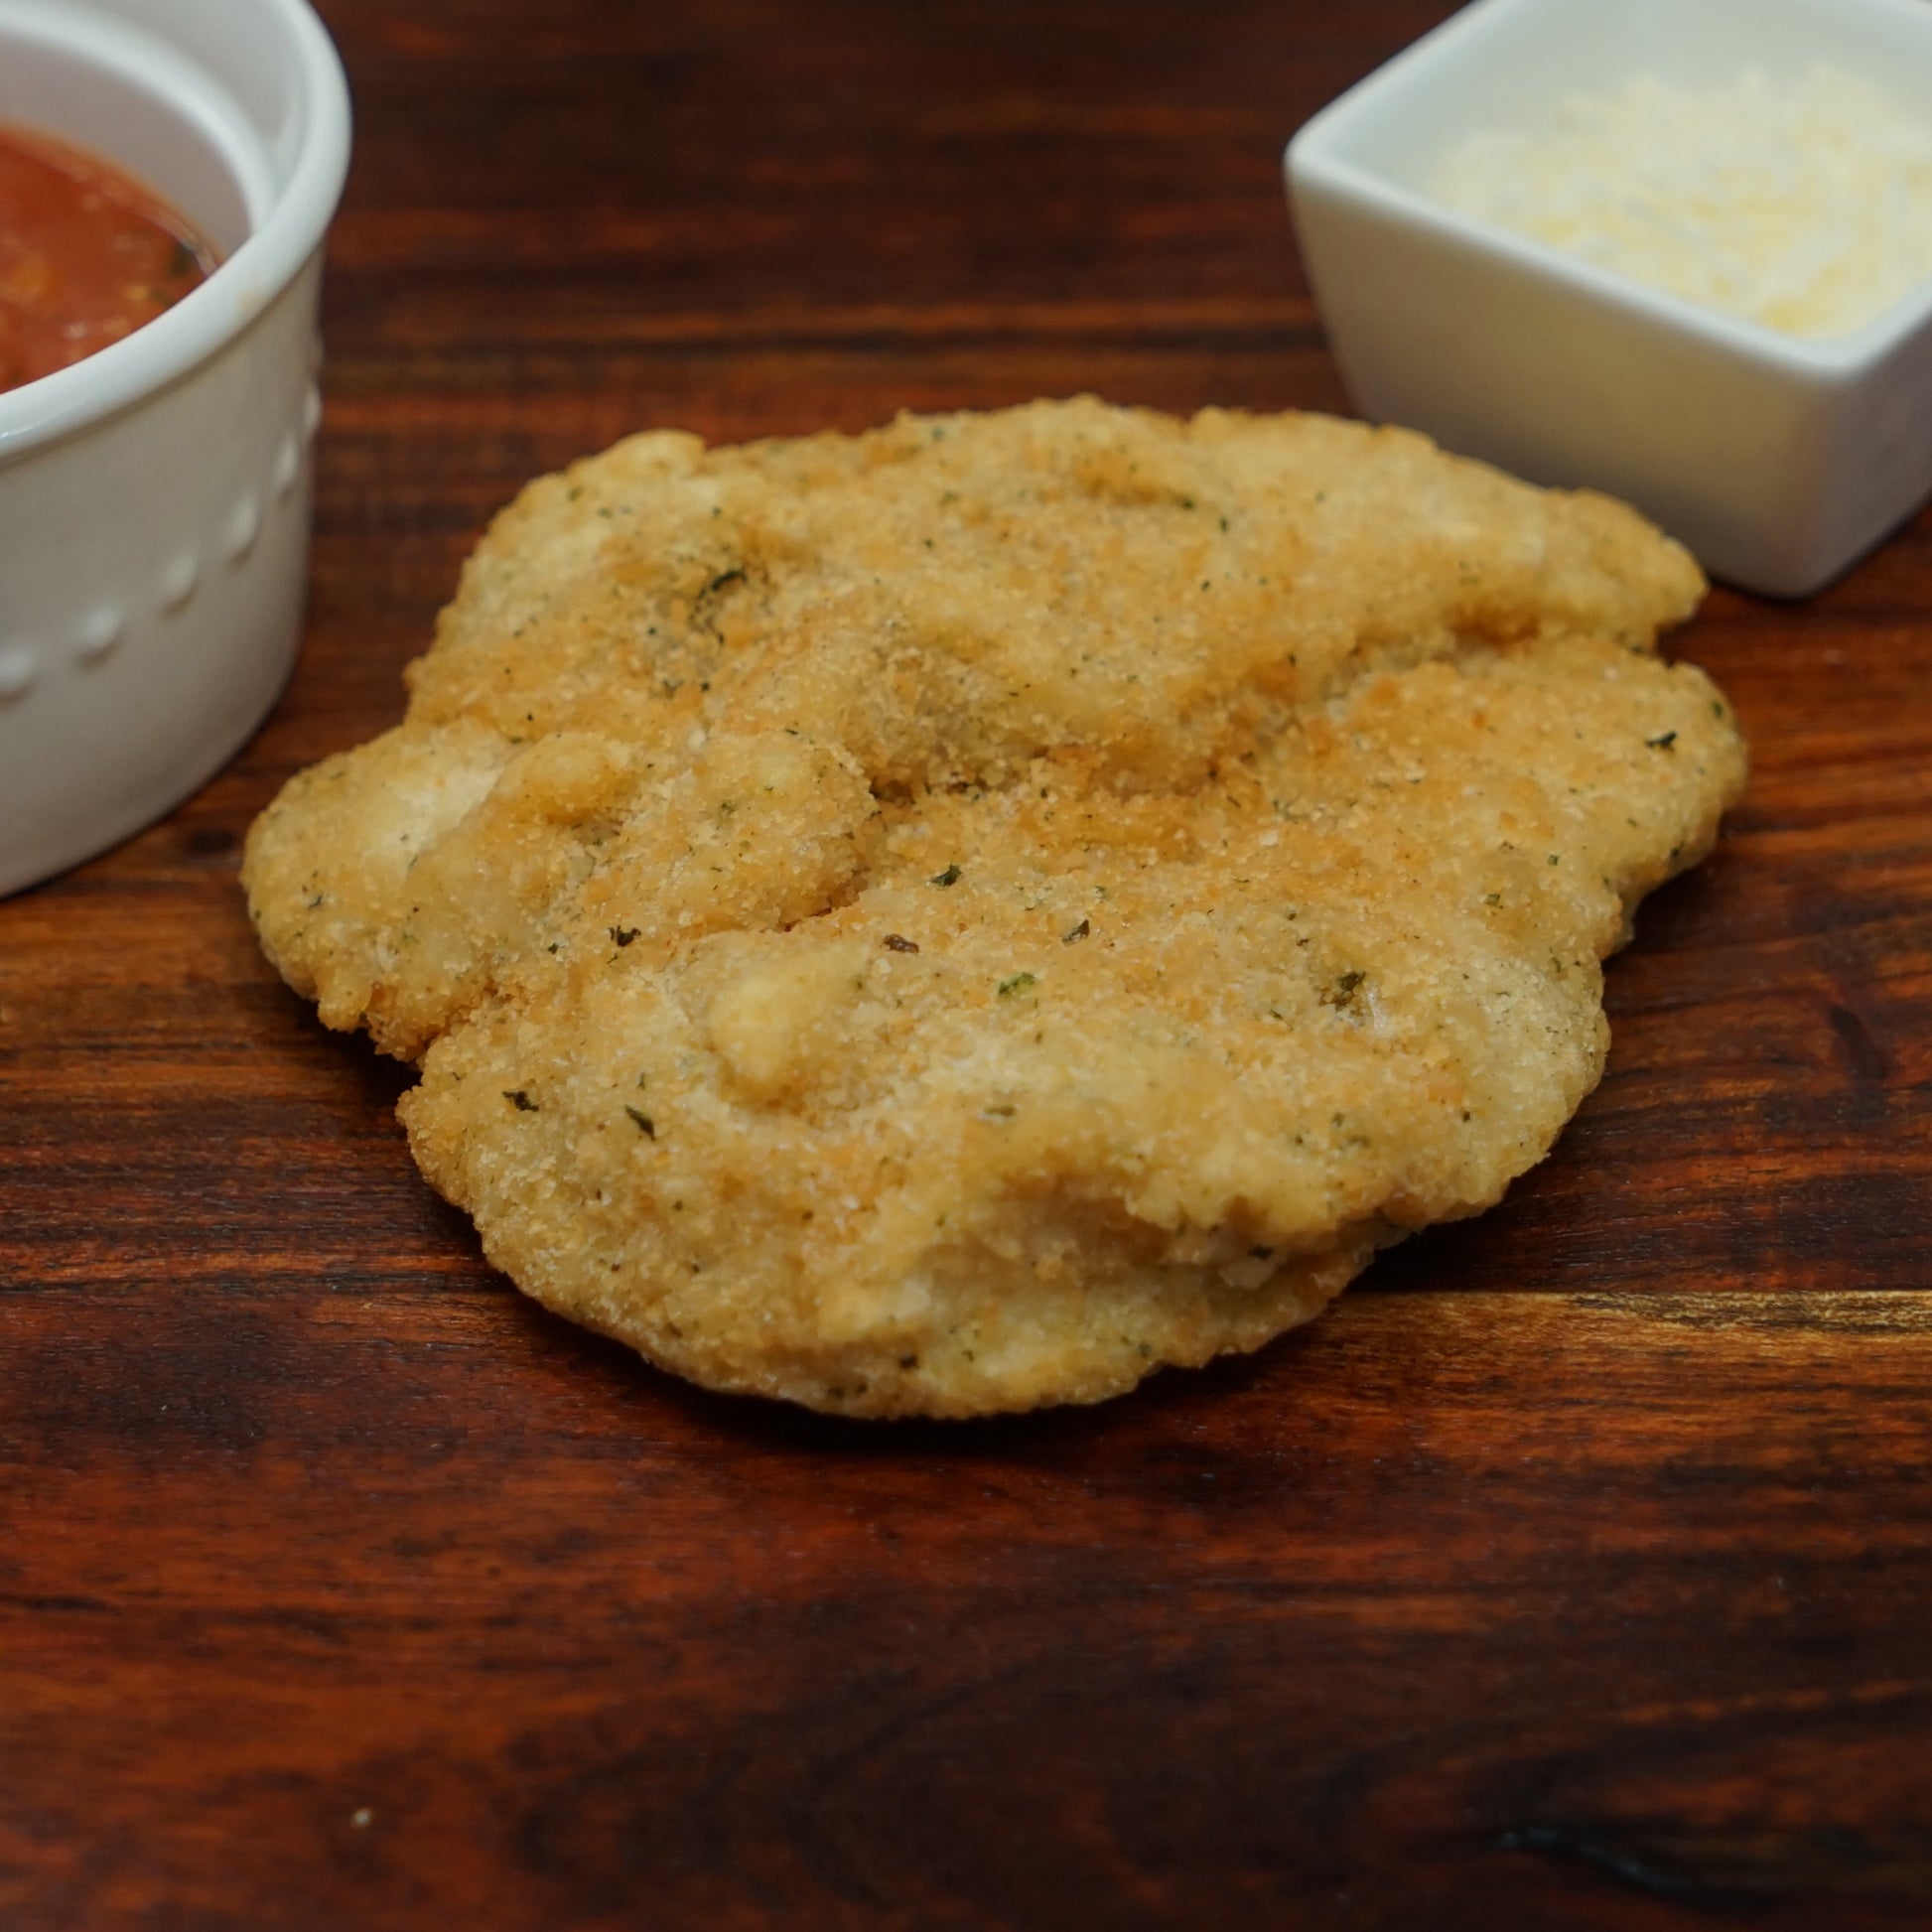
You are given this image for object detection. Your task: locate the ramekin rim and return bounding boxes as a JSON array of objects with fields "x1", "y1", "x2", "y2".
[{"x1": 0, "y1": 0, "x2": 350, "y2": 463}]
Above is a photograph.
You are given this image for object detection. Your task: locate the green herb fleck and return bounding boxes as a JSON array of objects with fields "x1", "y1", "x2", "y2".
[
  {"x1": 930, "y1": 864, "x2": 962, "y2": 888},
  {"x1": 1322, "y1": 970, "x2": 1366, "y2": 1011},
  {"x1": 625, "y1": 1107, "x2": 655, "y2": 1139},
  {"x1": 1645, "y1": 731, "x2": 1678, "y2": 751},
  {"x1": 611, "y1": 925, "x2": 639, "y2": 947},
  {"x1": 504, "y1": 1089, "x2": 538, "y2": 1112},
  {"x1": 998, "y1": 972, "x2": 1038, "y2": 999},
  {"x1": 1062, "y1": 918, "x2": 1090, "y2": 944}
]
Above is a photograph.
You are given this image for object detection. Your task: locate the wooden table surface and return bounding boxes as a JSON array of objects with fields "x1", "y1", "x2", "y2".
[{"x1": 5, "y1": 2, "x2": 1931, "y2": 1926}]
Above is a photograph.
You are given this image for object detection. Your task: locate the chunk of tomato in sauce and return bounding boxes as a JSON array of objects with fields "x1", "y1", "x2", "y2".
[{"x1": 0, "y1": 124, "x2": 217, "y2": 394}]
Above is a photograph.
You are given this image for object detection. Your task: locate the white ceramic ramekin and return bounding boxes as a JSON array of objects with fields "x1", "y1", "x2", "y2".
[
  {"x1": 0, "y1": 0, "x2": 349, "y2": 897},
  {"x1": 1286, "y1": 0, "x2": 1932, "y2": 598}
]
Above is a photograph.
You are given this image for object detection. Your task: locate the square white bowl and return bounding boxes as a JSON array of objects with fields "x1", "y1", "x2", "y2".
[{"x1": 1286, "y1": 0, "x2": 1932, "y2": 598}]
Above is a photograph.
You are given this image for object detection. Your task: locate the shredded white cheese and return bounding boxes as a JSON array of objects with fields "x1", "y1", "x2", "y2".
[{"x1": 1427, "y1": 66, "x2": 1932, "y2": 339}]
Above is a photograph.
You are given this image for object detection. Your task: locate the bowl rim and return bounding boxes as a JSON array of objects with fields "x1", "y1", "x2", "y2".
[
  {"x1": 1286, "y1": 0, "x2": 1932, "y2": 381},
  {"x1": 0, "y1": 0, "x2": 350, "y2": 463}
]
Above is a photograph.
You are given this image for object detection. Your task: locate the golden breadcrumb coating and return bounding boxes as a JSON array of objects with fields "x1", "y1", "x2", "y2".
[{"x1": 245, "y1": 398, "x2": 1744, "y2": 1417}]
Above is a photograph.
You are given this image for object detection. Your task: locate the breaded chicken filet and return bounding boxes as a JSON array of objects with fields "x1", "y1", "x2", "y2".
[{"x1": 246, "y1": 398, "x2": 1745, "y2": 1417}]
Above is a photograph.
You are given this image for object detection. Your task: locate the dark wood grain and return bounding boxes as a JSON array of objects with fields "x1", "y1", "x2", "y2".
[{"x1": 4, "y1": 3, "x2": 1931, "y2": 1926}]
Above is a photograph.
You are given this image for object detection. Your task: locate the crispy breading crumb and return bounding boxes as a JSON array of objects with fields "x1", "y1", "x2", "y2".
[{"x1": 245, "y1": 398, "x2": 1744, "y2": 1417}]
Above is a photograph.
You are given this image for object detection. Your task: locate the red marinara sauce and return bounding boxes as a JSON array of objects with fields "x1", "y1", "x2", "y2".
[{"x1": 0, "y1": 124, "x2": 217, "y2": 393}]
